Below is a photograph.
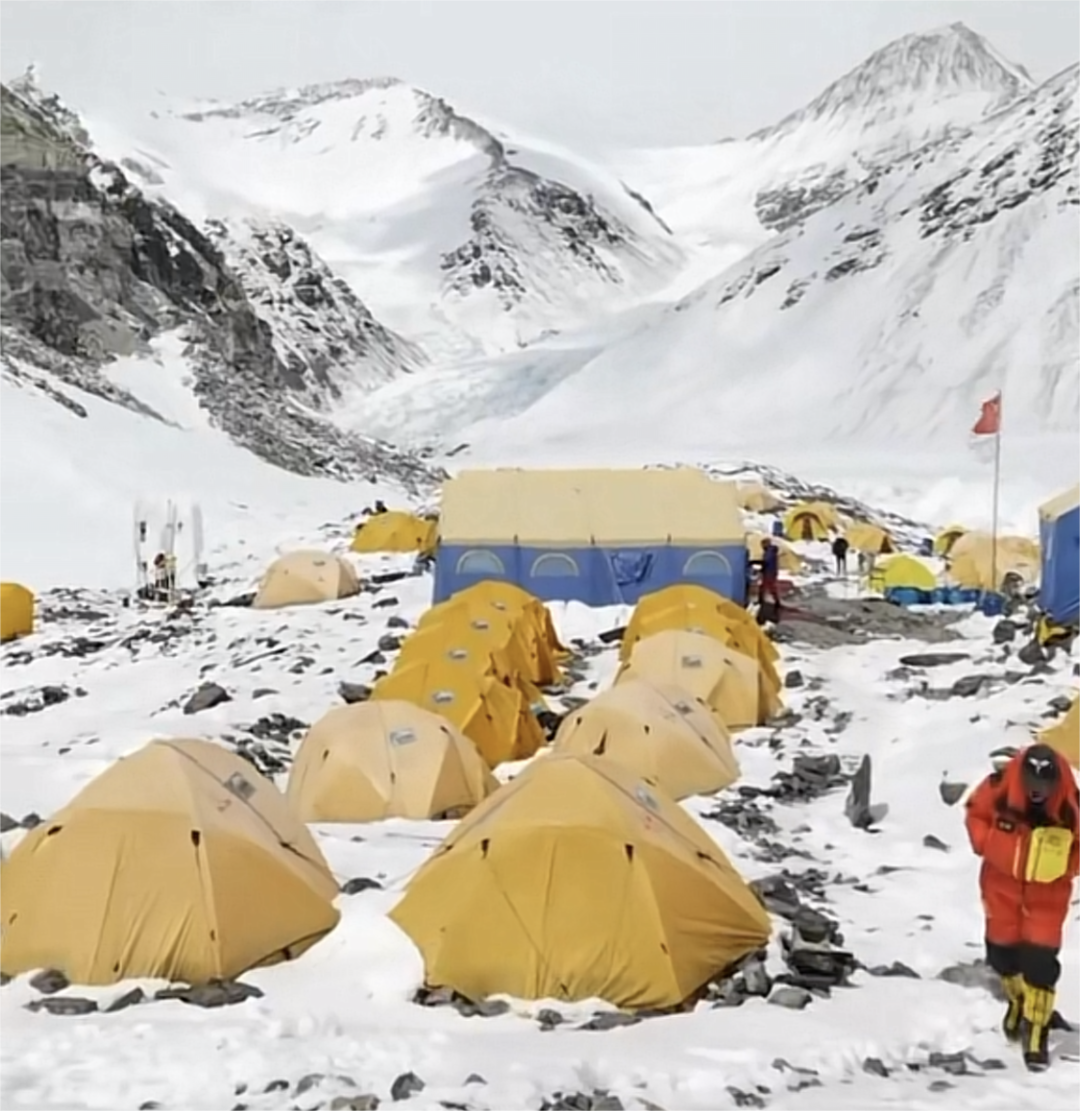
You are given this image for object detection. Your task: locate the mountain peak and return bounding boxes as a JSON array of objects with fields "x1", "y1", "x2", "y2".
[{"x1": 755, "y1": 22, "x2": 1035, "y2": 142}]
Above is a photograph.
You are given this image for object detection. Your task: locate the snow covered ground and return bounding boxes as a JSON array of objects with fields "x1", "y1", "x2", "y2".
[{"x1": 2, "y1": 451, "x2": 1078, "y2": 1109}]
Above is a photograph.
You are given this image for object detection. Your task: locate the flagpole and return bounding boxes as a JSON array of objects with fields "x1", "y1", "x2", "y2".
[{"x1": 990, "y1": 395, "x2": 1002, "y2": 594}]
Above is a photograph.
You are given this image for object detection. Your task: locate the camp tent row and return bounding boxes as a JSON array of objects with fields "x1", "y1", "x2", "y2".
[
  {"x1": 0, "y1": 739, "x2": 341, "y2": 987},
  {"x1": 434, "y1": 468, "x2": 748, "y2": 608}
]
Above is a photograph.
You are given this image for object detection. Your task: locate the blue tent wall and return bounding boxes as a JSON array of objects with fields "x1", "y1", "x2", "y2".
[
  {"x1": 1040, "y1": 504, "x2": 1080, "y2": 625},
  {"x1": 434, "y1": 543, "x2": 748, "y2": 607}
]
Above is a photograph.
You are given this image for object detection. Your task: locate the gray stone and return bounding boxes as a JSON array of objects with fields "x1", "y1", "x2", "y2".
[
  {"x1": 386, "y1": 615, "x2": 409, "y2": 629},
  {"x1": 377, "y1": 633, "x2": 403, "y2": 652},
  {"x1": 725, "y1": 1089, "x2": 767, "y2": 1109},
  {"x1": 389, "y1": 1071, "x2": 425, "y2": 1101},
  {"x1": 741, "y1": 957, "x2": 772, "y2": 997},
  {"x1": 845, "y1": 753, "x2": 888, "y2": 829},
  {"x1": 29, "y1": 968, "x2": 69, "y2": 994},
  {"x1": 992, "y1": 619, "x2": 1018, "y2": 644},
  {"x1": 104, "y1": 986, "x2": 146, "y2": 1012},
  {"x1": 768, "y1": 986, "x2": 812, "y2": 1010},
  {"x1": 457, "y1": 996, "x2": 510, "y2": 1018},
  {"x1": 592, "y1": 1097, "x2": 625, "y2": 1110},
  {"x1": 20, "y1": 812, "x2": 42, "y2": 829},
  {"x1": 463, "y1": 1074, "x2": 487, "y2": 1085},
  {"x1": 341, "y1": 876, "x2": 383, "y2": 895},
  {"x1": 938, "y1": 781, "x2": 968, "y2": 806},
  {"x1": 339, "y1": 682, "x2": 372, "y2": 704},
  {"x1": 897, "y1": 652, "x2": 968, "y2": 668},
  {"x1": 183, "y1": 682, "x2": 232, "y2": 715},
  {"x1": 330, "y1": 1097, "x2": 380, "y2": 1111},
  {"x1": 1017, "y1": 640, "x2": 1047, "y2": 666},
  {"x1": 26, "y1": 995, "x2": 98, "y2": 1015},
  {"x1": 950, "y1": 674, "x2": 993, "y2": 698},
  {"x1": 936, "y1": 960, "x2": 1007, "y2": 1001},
  {"x1": 0, "y1": 811, "x2": 17, "y2": 832},
  {"x1": 578, "y1": 1010, "x2": 642, "y2": 1031},
  {"x1": 1048, "y1": 694, "x2": 1074, "y2": 715},
  {"x1": 263, "y1": 1079, "x2": 289, "y2": 1092},
  {"x1": 537, "y1": 1007, "x2": 565, "y2": 1028},
  {"x1": 868, "y1": 961, "x2": 920, "y2": 979},
  {"x1": 784, "y1": 670, "x2": 805, "y2": 689},
  {"x1": 928, "y1": 1051, "x2": 969, "y2": 1075},
  {"x1": 296, "y1": 1073, "x2": 325, "y2": 1094},
  {"x1": 922, "y1": 834, "x2": 950, "y2": 852},
  {"x1": 862, "y1": 1057, "x2": 890, "y2": 1078},
  {"x1": 154, "y1": 979, "x2": 263, "y2": 1007}
]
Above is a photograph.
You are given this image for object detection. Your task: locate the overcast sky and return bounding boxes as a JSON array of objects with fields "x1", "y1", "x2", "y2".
[{"x1": 1, "y1": 1, "x2": 1076, "y2": 150}]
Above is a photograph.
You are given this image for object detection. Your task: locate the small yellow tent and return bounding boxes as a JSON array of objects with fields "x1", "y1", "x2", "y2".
[
  {"x1": 947, "y1": 533, "x2": 1040, "y2": 591},
  {"x1": 0, "y1": 739, "x2": 340, "y2": 986},
  {"x1": 783, "y1": 502, "x2": 837, "y2": 541},
  {"x1": 389, "y1": 753, "x2": 772, "y2": 1011},
  {"x1": 845, "y1": 522, "x2": 895, "y2": 554},
  {"x1": 419, "y1": 595, "x2": 561, "y2": 685},
  {"x1": 0, "y1": 582, "x2": 34, "y2": 643},
  {"x1": 448, "y1": 580, "x2": 569, "y2": 657},
  {"x1": 351, "y1": 511, "x2": 437, "y2": 556},
  {"x1": 934, "y1": 524, "x2": 967, "y2": 556},
  {"x1": 406, "y1": 609, "x2": 546, "y2": 690},
  {"x1": 253, "y1": 550, "x2": 360, "y2": 610},
  {"x1": 287, "y1": 701, "x2": 497, "y2": 822},
  {"x1": 372, "y1": 659, "x2": 541, "y2": 768},
  {"x1": 737, "y1": 484, "x2": 782, "y2": 513},
  {"x1": 554, "y1": 679, "x2": 739, "y2": 800},
  {"x1": 879, "y1": 554, "x2": 938, "y2": 593},
  {"x1": 1039, "y1": 697, "x2": 1079, "y2": 770},
  {"x1": 617, "y1": 629, "x2": 775, "y2": 730},
  {"x1": 746, "y1": 533, "x2": 802, "y2": 573}
]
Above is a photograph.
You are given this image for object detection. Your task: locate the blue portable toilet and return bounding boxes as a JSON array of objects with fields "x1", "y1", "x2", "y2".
[
  {"x1": 1038, "y1": 484, "x2": 1080, "y2": 626},
  {"x1": 433, "y1": 467, "x2": 749, "y2": 607}
]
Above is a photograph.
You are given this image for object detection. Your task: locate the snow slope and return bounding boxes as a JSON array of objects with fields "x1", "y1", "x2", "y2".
[
  {"x1": 610, "y1": 23, "x2": 1035, "y2": 264},
  {"x1": 1, "y1": 502, "x2": 1077, "y2": 1110},
  {"x1": 89, "y1": 79, "x2": 684, "y2": 360}
]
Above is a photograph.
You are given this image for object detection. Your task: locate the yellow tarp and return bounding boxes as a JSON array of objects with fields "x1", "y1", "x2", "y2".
[
  {"x1": 287, "y1": 700, "x2": 497, "y2": 822},
  {"x1": 253, "y1": 550, "x2": 360, "y2": 609},
  {"x1": 0, "y1": 582, "x2": 34, "y2": 642},
  {"x1": 1040, "y1": 697, "x2": 1079, "y2": 770},
  {"x1": 389, "y1": 752, "x2": 772, "y2": 1011},
  {"x1": 0, "y1": 739, "x2": 340, "y2": 986},
  {"x1": 351, "y1": 511, "x2": 437, "y2": 556}
]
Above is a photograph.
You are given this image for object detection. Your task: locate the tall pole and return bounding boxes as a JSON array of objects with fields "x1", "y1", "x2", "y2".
[{"x1": 990, "y1": 396, "x2": 1002, "y2": 594}]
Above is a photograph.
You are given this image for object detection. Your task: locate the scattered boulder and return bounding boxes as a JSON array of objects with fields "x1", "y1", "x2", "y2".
[
  {"x1": 20, "y1": 812, "x2": 42, "y2": 829},
  {"x1": 104, "y1": 987, "x2": 146, "y2": 1013},
  {"x1": 922, "y1": 834, "x2": 949, "y2": 852},
  {"x1": 938, "y1": 781, "x2": 968, "y2": 806},
  {"x1": 540, "y1": 1093, "x2": 624, "y2": 1111},
  {"x1": 389, "y1": 1072, "x2": 425, "y2": 1101},
  {"x1": 928, "y1": 1051, "x2": 969, "y2": 1076},
  {"x1": 25, "y1": 995, "x2": 98, "y2": 1016},
  {"x1": 868, "y1": 961, "x2": 920, "y2": 979},
  {"x1": 183, "y1": 682, "x2": 232, "y2": 715},
  {"x1": 845, "y1": 754, "x2": 888, "y2": 830},
  {"x1": 784, "y1": 670, "x2": 805, "y2": 689},
  {"x1": 330, "y1": 1097, "x2": 380, "y2": 1111},
  {"x1": 341, "y1": 876, "x2": 383, "y2": 895},
  {"x1": 386, "y1": 615, "x2": 409, "y2": 629},
  {"x1": 1, "y1": 684, "x2": 76, "y2": 717},
  {"x1": 936, "y1": 960, "x2": 1006, "y2": 1000},
  {"x1": 597, "y1": 626, "x2": 625, "y2": 645},
  {"x1": 154, "y1": 979, "x2": 263, "y2": 1007},
  {"x1": 0, "y1": 811, "x2": 17, "y2": 833},
  {"x1": 897, "y1": 652, "x2": 969, "y2": 668},
  {"x1": 243, "y1": 713, "x2": 307, "y2": 745},
  {"x1": 768, "y1": 986, "x2": 812, "y2": 1010},
  {"x1": 577, "y1": 1010, "x2": 642, "y2": 1031},
  {"x1": 992, "y1": 619, "x2": 1018, "y2": 644},
  {"x1": 862, "y1": 1057, "x2": 890, "y2": 1078},
  {"x1": 1017, "y1": 640, "x2": 1047, "y2": 666},
  {"x1": 537, "y1": 1007, "x2": 565, "y2": 1030},
  {"x1": 339, "y1": 681, "x2": 373, "y2": 704},
  {"x1": 950, "y1": 674, "x2": 993, "y2": 698},
  {"x1": 1048, "y1": 693, "x2": 1074, "y2": 715},
  {"x1": 377, "y1": 633, "x2": 403, "y2": 652},
  {"x1": 29, "y1": 968, "x2": 69, "y2": 995}
]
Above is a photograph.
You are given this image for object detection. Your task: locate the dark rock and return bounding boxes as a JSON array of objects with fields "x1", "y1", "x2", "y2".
[
  {"x1": 768, "y1": 986, "x2": 812, "y2": 1010},
  {"x1": 263, "y1": 1080, "x2": 289, "y2": 1093},
  {"x1": 597, "y1": 626, "x2": 625, "y2": 645},
  {"x1": 330, "y1": 1097, "x2": 380, "y2": 1111},
  {"x1": 537, "y1": 1007, "x2": 565, "y2": 1029},
  {"x1": 243, "y1": 713, "x2": 307, "y2": 745},
  {"x1": 341, "y1": 876, "x2": 383, "y2": 895},
  {"x1": 104, "y1": 986, "x2": 146, "y2": 1012},
  {"x1": 868, "y1": 961, "x2": 920, "y2": 979},
  {"x1": 413, "y1": 985, "x2": 457, "y2": 1007},
  {"x1": 26, "y1": 995, "x2": 98, "y2": 1015},
  {"x1": 0, "y1": 972, "x2": 10, "y2": 986},
  {"x1": 463, "y1": 1074, "x2": 487, "y2": 1085},
  {"x1": 578, "y1": 1010, "x2": 641, "y2": 1031},
  {"x1": 252, "y1": 688, "x2": 278, "y2": 699},
  {"x1": 0, "y1": 811, "x2": 17, "y2": 833},
  {"x1": 845, "y1": 753, "x2": 888, "y2": 829},
  {"x1": 386, "y1": 615, "x2": 409, "y2": 629},
  {"x1": 936, "y1": 960, "x2": 1006, "y2": 1000},
  {"x1": 29, "y1": 967, "x2": 69, "y2": 995},
  {"x1": 992, "y1": 619, "x2": 1018, "y2": 644},
  {"x1": 138, "y1": 1103, "x2": 163, "y2": 1110},
  {"x1": 726, "y1": 1089, "x2": 767, "y2": 1109},
  {"x1": 784, "y1": 670, "x2": 805, "y2": 689},
  {"x1": 339, "y1": 682, "x2": 372, "y2": 704},
  {"x1": 20, "y1": 812, "x2": 42, "y2": 829},
  {"x1": 862, "y1": 1057, "x2": 890, "y2": 1078},
  {"x1": 1048, "y1": 693, "x2": 1074, "y2": 714},
  {"x1": 390, "y1": 1071, "x2": 425, "y2": 1101},
  {"x1": 592, "y1": 1097, "x2": 625, "y2": 1111},
  {"x1": 372, "y1": 595, "x2": 401, "y2": 609},
  {"x1": 183, "y1": 682, "x2": 232, "y2": 715},
  {"x1": 1017, "y1": 640, "x2": 1047, "y2": 666},
  {"x1": 154, "y1": 979, "x2": 263, "y2": 1007},
  {"x1": 922, "y1": 834, "x2": 949, "y2": 852},
  {"x1": 938, "y1": 781, "x2": 968, "y2": 806},
  {"x1": 377, "y1": 633, "x2": 403, "y2": 652},
  {"x1": 928, "y1": 1051, "x2": 969, "y2": 1076},
  {"x1": 951, "y1": 674, "x2": 993, "y2": 698},
  {"x1": 457, "y1": 996, "x2": 510, "y2": 1018},
  {"x1": 296, "y1": 1073, "x2": 325, "y2": 1094},
  {"x1": 897, "y1": 652, "x2": 969, "y2": 668},
  {"x1": 741, "y1": 957, "x2": 773, "y2": 997}
]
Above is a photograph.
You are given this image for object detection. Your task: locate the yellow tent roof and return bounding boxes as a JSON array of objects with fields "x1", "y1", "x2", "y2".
[
  {"x1": 947, "y1": 533, "x2": 1040, "y2": 591},
  {"x1": 1039, "y1": 484, "x2": 1080, "y2": 522},
  {"x1": 0, "y1": 739, "x2": 340, "y2": 986},
  {"x1": 0, "y1": 581, "x2": 34, "y2": 643},
  {"x1": 880, "y1": 554, "x2": 938, "y2": 593},
  {"x1": 389, "y1": 752, "x2": 771, "y2": 1011},
  {"x1": 554, "y1": 678, "x2": 740, "y2": 800},
  {"x1": 287, "y1": 701, "x2": 497, "y2": 822},
  {"x1": 845, "y1": 523, "x2": 895, "y2": 554},
  {"x1": 447, "y1": 581, "x2": 569, "y2": 656},
  {"x1": 737, "y1": 484, "x2": 782, "y2": 513},
  {"x1": 351, "y1": 511, "x2": 437, "y2": 555},
  {"x1": 617, "y1": 628, "x2": 775, "y2": 730},
  {"x1": 783, "y1": 504, "x2": 833, "y2": 541},
  {"x1": 372, "y1": 659, "x2": 542, "y2": 768},
  {"x1": 933, "y1": 524, "x2": 968, "y2": 555},
  {"x1": 253, "y1": 550, "x2": 360, "y2": 610},
  {"x1": 438, "y1": 468, "x2": 744, "y2": 547},
  {"x1": 1039, "y1": 697, "x2": 1078, "y2": 770}
]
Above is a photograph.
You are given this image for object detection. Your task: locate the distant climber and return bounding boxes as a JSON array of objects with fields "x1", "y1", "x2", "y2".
[
  {"x1": 964, "y1": 743, "x2": 1079, "y2": 1071},
  {"x1": 373, "y1": 499, "x2": 388, "y2": 515},
  {"x1": 831, "y1": 535, "x2": 850, "y2": 576},
  {"x1": 750, "y1": 536, "x2": 782, "y2": 615}
]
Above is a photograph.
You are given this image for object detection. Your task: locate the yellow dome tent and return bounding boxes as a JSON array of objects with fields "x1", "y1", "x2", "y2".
[
  {"x1": 617, "y1": 629, "x2": 775, "y2": 730},
  {"x1": 1039, "y1": 697, "x2": 1078, "y2": 770},
  {"x1": 737, "y1": 484, "x2": 782, "y2": 513},
  {"x1": 287, "y1": 701, "x2": 497, "y2": 822},
  {"x1": 351, "y1": 511, "x2": 437, "y2": 556},
  {"x1": 844, "y1": 522, "x2": 895, "y2": 554},
  {"x1": 0, "y1": 582, "x2": 34, "y2": 643},
  {"x1": 878, "y1": 554, "x2": 938, "y2": 593},
  {"x1": 0, "y1": 739, "x2": 340, "y2": 986},
  {"x1": 783, "y1": 502, "x2": 836, "y2": 541},
  {"x1": 933, "y1": 524, "x2": 967, "y2": 556},
  {"x1": 448, "y1": 580, "x2": 569, "y2": 657},
  {"x1": 947, "y1": 533, "x2": 1040, "y2": 592},
  {"x1": 389, "y1": 753, "x2": 772, "y2": 1011},
  {"x1": 746, "y1": 533, "x2": 802, "y2": 573},
  {"x1": 553, "y1": 678, "x2": 739, "y2": 800},
  {"x1": 372, "y1": 659, "x2": 542, "y2": 768},
  {"x1": 253, "y1": 550, "x2": 360, "y2": 610}
]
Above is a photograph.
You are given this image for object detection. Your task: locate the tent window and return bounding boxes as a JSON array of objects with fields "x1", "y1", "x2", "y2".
[
  {"x1": 456, "y1": 550, "x2": 505, "y2": 576},
  {"x1": 683, "y1": 551, "x2": 732, "y2": 577},
  {"x1": 388, "y1": 728, "x2": 417, "y2": 747},
  {"x1": 530, "y1": 553, "x2": 580, "y2": 578}
]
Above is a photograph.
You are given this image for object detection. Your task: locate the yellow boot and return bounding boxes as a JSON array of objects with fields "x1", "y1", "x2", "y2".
[
  {"x1": 1021, "y1": 981, "x2": 1055, "y2": 1071},
  {"x1": 1001, "y1": 973, "x2": 1024, "y2": 1042}
]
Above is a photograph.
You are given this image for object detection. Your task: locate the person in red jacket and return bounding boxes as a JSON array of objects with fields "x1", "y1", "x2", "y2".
[{"x1": 964, "y1": 743, "x2": 1079, "y2": 1071}]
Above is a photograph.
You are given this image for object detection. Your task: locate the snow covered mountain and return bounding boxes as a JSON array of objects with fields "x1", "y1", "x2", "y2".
[
  {"x1": 354, "y1": 57, "x2": 1079, "y2": 472},
  {"x1": 612, "y1": 23, "x2": 1037, "y2": 268},
  {"x1": 90, "y1": 78, "x2": 685, "y2": 358}
]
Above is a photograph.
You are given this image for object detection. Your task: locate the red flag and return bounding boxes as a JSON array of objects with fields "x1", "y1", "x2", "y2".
[{"x1": 972, "y1": 392, "x2": 1002, "y2": 436}]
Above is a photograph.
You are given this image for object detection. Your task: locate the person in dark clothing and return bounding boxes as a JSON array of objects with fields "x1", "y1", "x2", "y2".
[
  {"x1": 752, "y1": 537, "x2": 782, "y2": 612},
  {"x1": 964, "y1": 743, "x2": 1079, "y2": 1071},
  {"x1": 831, "y1": 535, "x2": 850, "y2": 575}
]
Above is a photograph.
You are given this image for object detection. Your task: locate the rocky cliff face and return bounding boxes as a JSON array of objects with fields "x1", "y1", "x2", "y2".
[{"x1": 0, "y1": 79, "x2": 437, "y2": 491}]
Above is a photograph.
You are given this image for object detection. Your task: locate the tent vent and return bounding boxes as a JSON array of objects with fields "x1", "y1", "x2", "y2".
[
  {"x1": 681, "y1": 655, "x2": 703, "y2": 669},
  {"x1": 190, "y1": 830, "x2": 202, "y2": 847},
  {"x1": 673, "y1": 701, "x2": 694, "y2": 715},
  {"x1": 660, "y1": 942, "x2": 669, "y2": 954},
  {"x1": 45, "y1": 825, "x2": 63, "y2": 837},
  {"x1": 624, "y1": 843, "x2": 634, "y2": 862},
  {"x1": 432, "y1": 689, "x2": 455, "y2": 705},
  {"x1": 225, "y1": 771, "x2": 256, "y2": 801},
  {"x1": 634, "y1": 784, "x2": 660, "y2": 812},
  {"x1": 321, "y1": 749, "x2": 330, "y2": 762},
  {"x1": 643, "y1": 724, "x2": 651, "y2": 734},
  {"x1": 209, "y1": 930, "x2": 216, "y2": 941},
  {"x1": 447, "y1": 648, "x2": 469, "y2": 660},
  {"x1": 389, "y1": 728, "x2": 417, "y2": 747},
  {"x1": 593, "y1": 733, "x2": 607, "y2": 756},
  {"x1": 113, "y1": 961, "x2": 120, "y2": 973},
  {"x1": 480, "y1": 838, "x2": 490, "y2": 858}
]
